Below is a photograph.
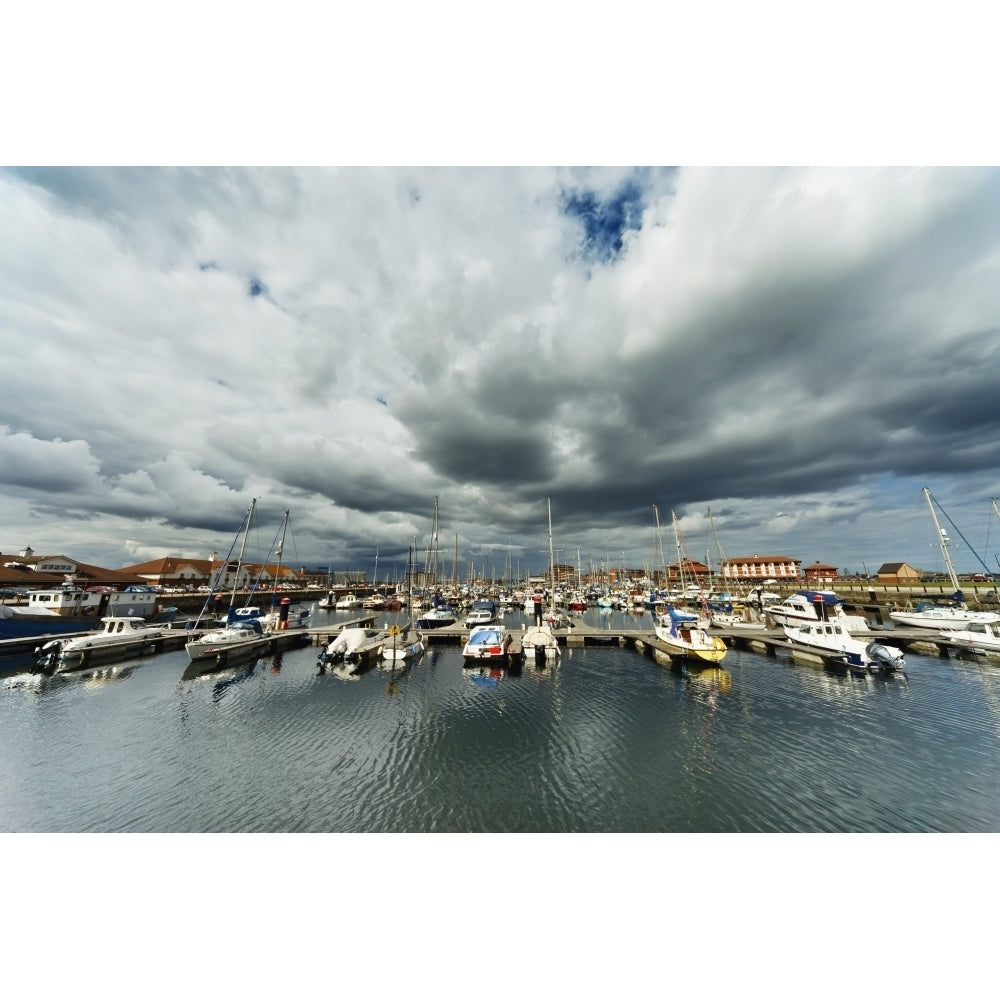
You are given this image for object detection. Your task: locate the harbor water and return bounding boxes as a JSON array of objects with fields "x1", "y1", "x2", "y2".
[{"x1": 2, "y1": 606, "x2": 1000, "y2": 833}]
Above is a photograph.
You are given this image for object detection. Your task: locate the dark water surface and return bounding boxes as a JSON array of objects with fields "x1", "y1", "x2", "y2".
[{"x1": 3, "y1": 607, "x2": 1000, "y2": 832}]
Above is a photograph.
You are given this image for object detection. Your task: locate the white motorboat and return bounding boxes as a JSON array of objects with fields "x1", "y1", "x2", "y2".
[
  {"x1": 335, "y1": 593, "x2": 363, "y2": 611},
  {"x1": 763, "y1": 590, "x2": 870, "y2": 633},
  {"x1": 462, "y1": 624, "x2": 512, "y2": 662},
  {"x1": 463, "y1": 608, "x2": 495, "y2": 628},
  {"x1": 939, "y1": 621, "x2": 1000, "y2": 654},
  {"x1": 320, "y1": 625, "x2": 384, "y2": 664},
  {"x1": 521, "y1": 623, "x2": 560, "y2": 659},
  {"x1": 782, "y1": 622, "x2": 904, "y2": 672},
  {"x1": 36, "y1": 616, "x2": 169, "y2": 672}
]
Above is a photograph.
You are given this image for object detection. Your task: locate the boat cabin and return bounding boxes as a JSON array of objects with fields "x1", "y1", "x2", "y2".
[{"x1": 99, "y1": 616, "x2": 153, "y2": 634}]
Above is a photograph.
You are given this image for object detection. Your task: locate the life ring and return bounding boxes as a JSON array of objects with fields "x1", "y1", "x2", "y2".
[{"x1": 387, "y1": 625, "x2": 402, "y2": 636}]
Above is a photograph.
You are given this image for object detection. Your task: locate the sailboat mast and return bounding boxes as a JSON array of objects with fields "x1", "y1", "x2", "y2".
[
  {"x1": 653, "y1": 505, "x2": 668, "y2": 587},
  {"x1": 270, "y1": 508, "x2": 289, "y2": 607},
  {"x1": 672, "y1": 510, "x2": 687, "y2": 590},
  {"x1": 230, "y1": 497, "x2": 257, "y2": 610},
  {"x1": 924, "y1": 487, "x2": 962, "y2": 598},
  {"x1": 431, "y1": 496, "x2": 440, "y2": 589},
  {"x1": 547, "y1": 496, "x2": 556, "y2": 601}
]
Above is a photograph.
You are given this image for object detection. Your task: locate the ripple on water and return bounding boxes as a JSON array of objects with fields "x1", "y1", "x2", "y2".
[{"x1": 4, "y1": 640, "x2": 1000, "y2": 831}]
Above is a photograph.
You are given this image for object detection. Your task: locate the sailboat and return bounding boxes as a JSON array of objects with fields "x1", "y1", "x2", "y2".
[
  {"x1": 260, "y1": 510, "x2": 311, "y2": 631},
  {"x1": 522, "y1": 497, "x2": 562, "y2": 658},
  {"x1": 190, "y1": 499, "x2": 262, "y2": 629},
  {"x1": 651, "y1": 507, "x2": 728, "y2": 664},
  {"x1": 381, "y1": 547, "x2": 426, "y2": 663},
  {"x1": 415, "y1": 498, "x2": 459, "y2": 627},
  {"x1": 186, "y1": 499, "x2": 278, "y2": 662},
  {"x1": 889, "y1": 489, "x2": 1000, "y2": 629}
]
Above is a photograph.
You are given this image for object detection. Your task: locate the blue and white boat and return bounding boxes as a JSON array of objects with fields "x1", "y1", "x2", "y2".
[
  {"x1": 462, "y1": 624, "x2": 511, "y2": 662},
  {"x1": 415, "y1": 595, "x2": 458, "y2": 629},
  {"x1": 782, "y1": 621, "x2": 904, "y2": 672},
  {"x1": 763, "y1": 590, "x2": 870, "y2": 633}
]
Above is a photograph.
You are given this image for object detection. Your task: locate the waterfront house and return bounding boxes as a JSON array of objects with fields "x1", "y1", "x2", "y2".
[
  {"x1": 803, "y1": 561, "x2": 839, "y2": 585},
  {"x1": 720, "y1": 555, "x2": 801, "y2": 585},
  {"x1": 877, "y1": 562, "x2": 920, "y2": 584},
  {"x1": 1, "y1": 550, "x2": 146, "y2": 591}
]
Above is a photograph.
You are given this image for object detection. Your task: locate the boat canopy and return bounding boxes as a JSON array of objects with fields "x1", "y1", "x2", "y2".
[
  {"x1": 468, "y1": 628, "x2": 503, "y2": 645},
  {"x1": 797, "y1": 590, "x2": 840, "y2": 605}
]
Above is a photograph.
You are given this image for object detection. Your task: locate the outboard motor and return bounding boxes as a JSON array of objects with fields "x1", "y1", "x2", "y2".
[
  {"x1": 33, "y1": 640, "x2": 61, "y2": 674},
  {"x1": 866, "y1": 641, "x2": 904, "y2": 671}
]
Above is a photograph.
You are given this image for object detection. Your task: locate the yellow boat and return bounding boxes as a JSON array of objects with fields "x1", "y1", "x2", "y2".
[{"x1": 653, "y1": 606, "x2": 728, "y2": 664}]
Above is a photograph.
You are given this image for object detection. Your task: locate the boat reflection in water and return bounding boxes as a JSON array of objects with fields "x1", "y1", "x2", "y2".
[
  {"x1": 181, "y1": 654, "x2": 262, "y2": 687},
  {"x1": 463, "y1": 664, "x2": 506, "y2": 687},
  {"x1": 7, "y1": 629, "x2": 1000, "y2": 832},
  {"x1": 684, "y1": 666, "x2": 732, "y2": 695}
]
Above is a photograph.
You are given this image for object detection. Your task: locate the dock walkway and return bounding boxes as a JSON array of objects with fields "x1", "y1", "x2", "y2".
[{"x1": 393, "y1": 617, "x2": 986, "y2": 666}]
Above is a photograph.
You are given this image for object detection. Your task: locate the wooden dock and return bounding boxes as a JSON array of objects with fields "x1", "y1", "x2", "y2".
[
  {"x1": 389, "y1": 618, "x2": 994, "y2": 668},
  {"x1": 10, "y1": 609, "x2": 996, "y2": 678}
]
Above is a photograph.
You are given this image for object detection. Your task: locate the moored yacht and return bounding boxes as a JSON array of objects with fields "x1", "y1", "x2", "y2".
[
  {"x1": 185, "y1": 619, "x2": 272, "y2": 662},
  {"x1": 36, "y1": 616, "x2": 169, "y2": 673},
  {"x1": 940, "y1": 621, "x2": 1000, "y2": 654},
  {"x1": 763, "y1": 590, "x2": 870, "y2": 633},
  {"x1": 782, "y1": 621, "x2": 904, "y2": 672},
  {"x1": 462, "y1": 624, "x2": 512, "y2": 662},
  {"x1": 521, "y1": 622, "x2": 560, "y2": 659},
  {"x1": 653, "y1": 605, "x2": 727, "y2": 665}
]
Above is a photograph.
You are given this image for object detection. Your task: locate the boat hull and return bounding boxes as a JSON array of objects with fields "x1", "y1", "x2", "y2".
[
  {"x1": 782, "y1": 624, "x2": 904, "y2": 671},
  {"x1": 889, "y1": 608, "x2": 1000, "y2": 629},
  {"x1": 654, "y1": 632, "x2": 728, "y2": 664},
  {"x1": 462, "y1": 625, "x2": 511, "y2": 662},
  {"x1": 521, "y1": 625, "x2": 561, "y2": 658}
]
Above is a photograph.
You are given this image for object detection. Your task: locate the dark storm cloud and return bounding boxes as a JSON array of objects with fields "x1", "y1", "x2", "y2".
[{"x1": 4, "y1": 166, "x2": 1000, "y2": 575}]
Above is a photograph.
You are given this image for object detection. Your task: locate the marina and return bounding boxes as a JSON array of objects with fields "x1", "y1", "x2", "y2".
[{"x1": 3, "y1": 601, "x2": 1000, "y2": 832}]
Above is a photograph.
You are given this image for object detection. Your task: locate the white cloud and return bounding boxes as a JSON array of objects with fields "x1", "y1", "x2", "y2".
[{"x1": 3, "y1": 166, "x2": 1000, "y2": 576}]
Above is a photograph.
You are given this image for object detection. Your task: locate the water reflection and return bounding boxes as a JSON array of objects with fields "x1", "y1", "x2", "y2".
[
  {"x1": 210, "y1": 660, "x2": 258, "y2": 703},
  {"x1": 6, "y1": 633, "x2": 1000, "y2": 832},
  {"x1": 463, "y1": 665, "x2": 505, "y2": 687}
]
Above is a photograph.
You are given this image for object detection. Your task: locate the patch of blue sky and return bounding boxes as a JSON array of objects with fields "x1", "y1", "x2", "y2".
[{"x1": 562, "y1": 175, "x2": 646, "y2": 263}]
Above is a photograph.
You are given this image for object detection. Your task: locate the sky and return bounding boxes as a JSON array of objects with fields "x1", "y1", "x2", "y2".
[{"x1": 3, "y1": 8, "x2": 1000, "y2": 584}]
